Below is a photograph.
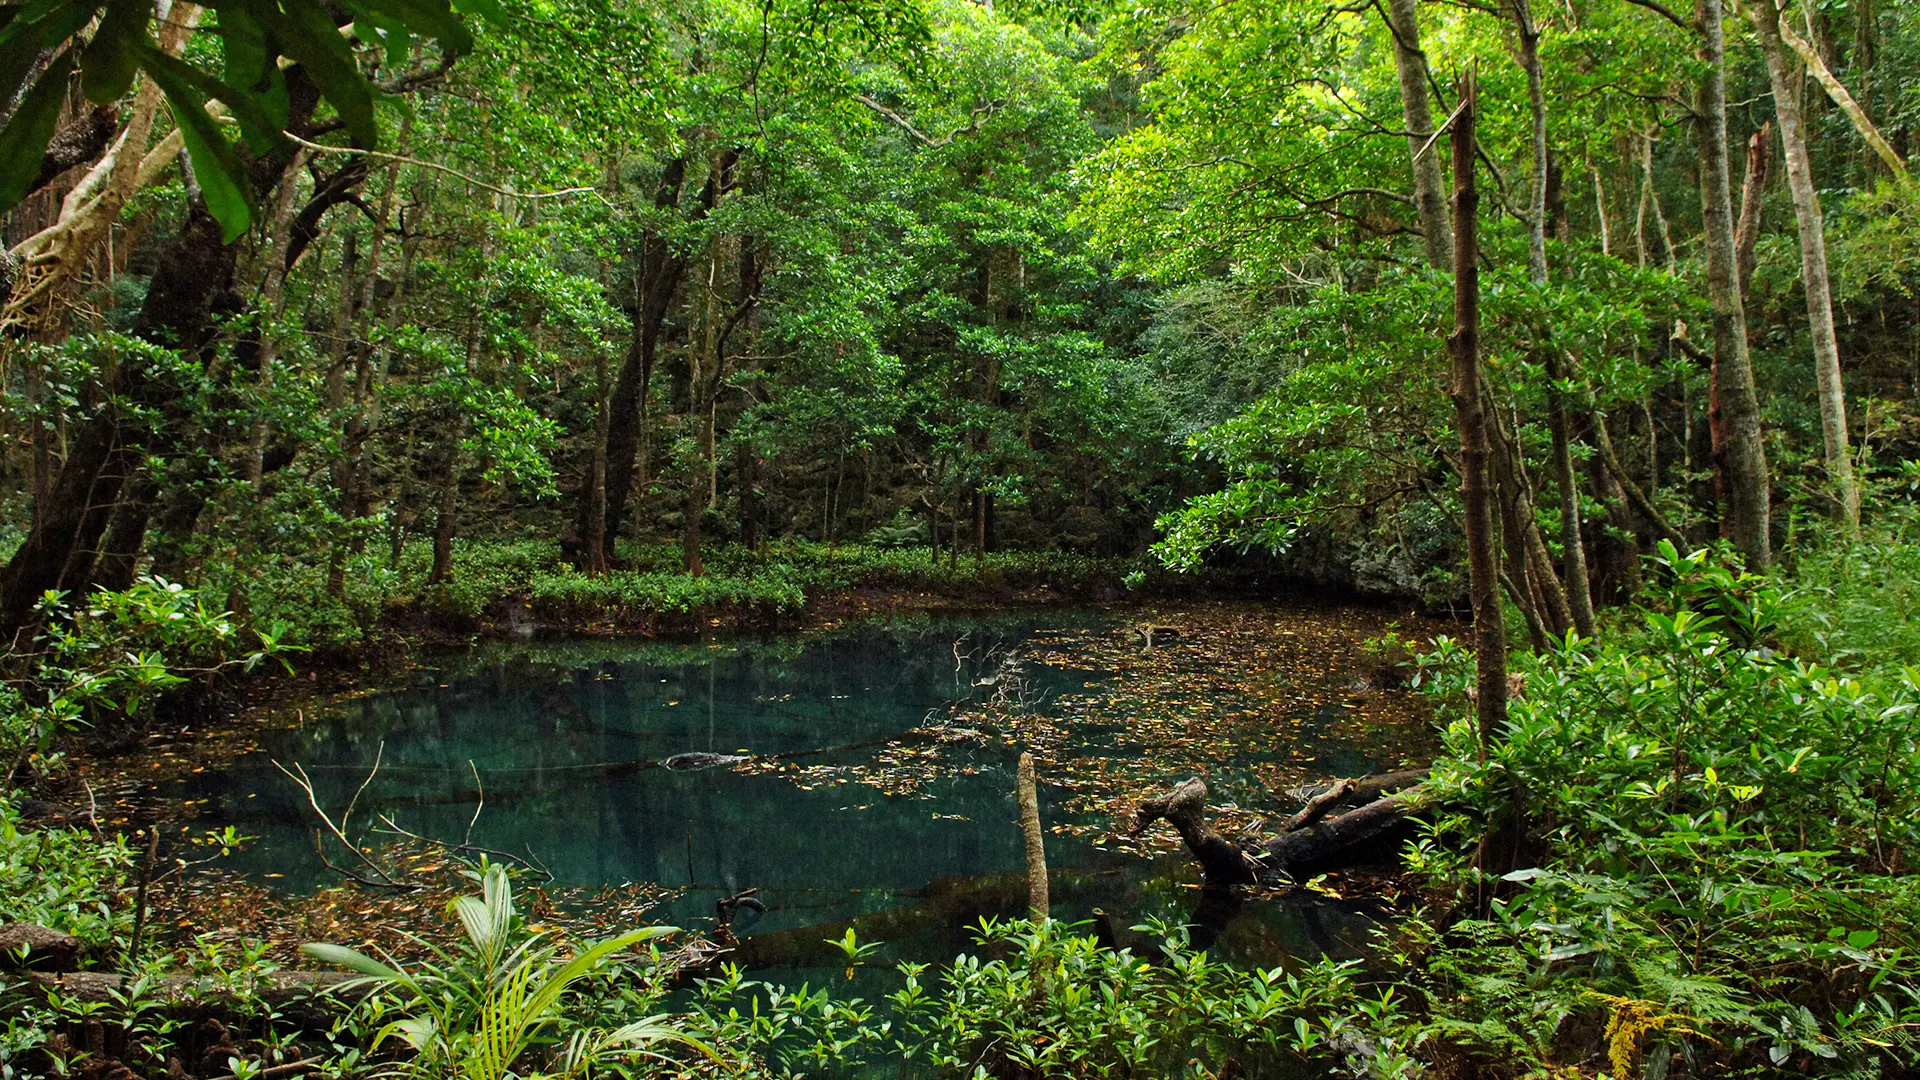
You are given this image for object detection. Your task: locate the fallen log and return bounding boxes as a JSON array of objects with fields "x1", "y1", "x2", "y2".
[
  {"x1": 1135, "y1": 774, "x2": 1430, "y2": 888},
  {"x1": 1281, "y1": 768, "x2": 1428, "y2": 807},
  {"x1": 28, "y1": 970, "x2": 360, "y2": 1006},
  {"x1": 1132, "y1": 778, "x2": 1265, "y2": 886},
  {"x1": 0, "y1": 924, "x2": 82, "y2": 972}
]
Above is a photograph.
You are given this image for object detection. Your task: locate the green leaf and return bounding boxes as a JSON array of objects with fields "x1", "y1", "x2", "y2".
[
  {"x1": 80, "y1": 0, "x2": 147, "y2": 103},
  {"x1": 299, "y1": 942, "x2": 404, "y2": 979},
  {"x1": 352, "y1": 0, "x2": 471, "y2": 55},
  {"x1": 0, "y1": 49, "x2": 76, "y2": 211},
  {"x1": 143, "y1": 53, "x2": 255, "y2": 241},
  {"x1": 268, "y1": 0, "x2": 377, "y2": 145},
  {"x1": 1846, "y1": 929, "x2": 1878, "y2": 950},
  {"x1": 136, "y1": 43, "x2": 288, "y2": 155},
  {"x1": 448, "y1": 0, "x2": 508, "y2": 28},
  {"x1": 216, "y1": 7, "x2": 290, "y2": 134}
]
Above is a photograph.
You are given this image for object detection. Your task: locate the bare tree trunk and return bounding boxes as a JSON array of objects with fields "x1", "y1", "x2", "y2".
[
  {"x1": 1638, "y1": 133, "x2": 1677, "y2": 272},
  {"x1": 1593, "y1": 171, "x2": 1612, "y2": 256},
  {"x1": 1449, "y1": 71, "x2": 1506, "y2": 755},
  {"x1": 1547, "y1": 355, "x2": 1596, "y2": 636},
  {"x1": 1694, "y1": 0, "x2": 1773, "y2": 566},
  {"x1": 1734, "y1": 124, "x2": 1772, "y2": 307},
  {"x1": 1385, "y1": 0, "x2": 1452, "y2": 268},
  {"x1": 1747, "y1": 0, "x2": 1862, "y2": 531},
  {"x1": 428, "y1": 456, "x2": 457, "y2": 586},
  {"x1": 1517, "y1": 0, "x2": 1548, "y2": 285}
]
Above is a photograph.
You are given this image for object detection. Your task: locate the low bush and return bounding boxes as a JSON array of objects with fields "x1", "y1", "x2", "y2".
[
  {"x1": 0, "y1": 799, "x2": 131, "y2": 953},
  {"x1": 1, "y1": 576, "x2": 294, "y2": 769},
  {"x1": 1401, "y1": 538, "x2": 1920, "y2": 1075}
]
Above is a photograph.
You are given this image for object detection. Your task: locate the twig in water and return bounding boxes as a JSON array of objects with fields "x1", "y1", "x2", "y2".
[
  {"x1": 373, "y1": 813, "x2": 553, "y2": 882},
  {"x1": 274, "y1": 751, "x2": 415, "y2": 889},
  {"x1": 463, "y1": 760, "x2": 483, "y2": 846}
]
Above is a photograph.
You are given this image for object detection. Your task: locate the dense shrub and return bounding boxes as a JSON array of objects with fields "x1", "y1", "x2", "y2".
[
  {"x1": 1403, "y1": 539, "x2": 1920, "y2": 1074},
  {"x1": 0, "y1": 800, "x2": 131, "y2": 951}
]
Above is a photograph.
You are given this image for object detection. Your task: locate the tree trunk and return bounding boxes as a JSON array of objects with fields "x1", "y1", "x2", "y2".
[
  {"x1": 1585, "y1": 418, "x2": 1645, "y2": 603},
  {"x1": 0, "y1": 199, "x2": 235, "y2": 643},
  {"x1": 1734, "y1": 124, "x2": 1771, "y2": 307},
  {"x1": 1694, "y1": 0, "x2": 1773, "y2": 566},
  {"x1": 1547, "y1": 355, "x2": 1597, "y2": 637},
  {"x1": 1517, "y1": 0, "x2": 1548, "y2": 285},
  {"x1": 1449, "y1": 71, "x2": 1507, "y2": 755},
  {"x1": 1385, "y1": 0, "x2": 1452, "y2": 269},
  {"x1": 244, "y1": 149, "x2": 313, "y2": 485},
  {"x1": 1638, "y1": 132, "x2": 1677, "y2": 272},
  {"x1": 1747, "y1": 0, "x2": 1861, "y2": 531},
  {"x1": 588, "y1": 158, "x2": 689, "y2": 560},
  {"x1": 584, "y1": 351, "x2": 611, "y2": 576},
  {"x1": 1771, "y1": 2, "x2": 1908, "y2": 181}
]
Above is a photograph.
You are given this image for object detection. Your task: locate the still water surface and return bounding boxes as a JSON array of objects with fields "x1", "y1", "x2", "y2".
[{"x1": 182, "y1": 611, "x2": 1383, "y2": 972}]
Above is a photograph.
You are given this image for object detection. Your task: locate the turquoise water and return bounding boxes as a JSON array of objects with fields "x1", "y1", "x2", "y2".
[{"x1": 181, "y1": 612, "x2": 1383, "y2": 971}]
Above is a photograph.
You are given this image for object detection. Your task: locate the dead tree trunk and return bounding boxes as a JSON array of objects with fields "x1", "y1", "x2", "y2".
[{"x1": 1134, "y1": 774, "x2": 1430, "y2": 888}]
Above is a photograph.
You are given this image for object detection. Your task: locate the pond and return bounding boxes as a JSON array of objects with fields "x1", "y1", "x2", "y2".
[{"x1": 168, "y1": 604, "x2": 1437, "y2": 977}]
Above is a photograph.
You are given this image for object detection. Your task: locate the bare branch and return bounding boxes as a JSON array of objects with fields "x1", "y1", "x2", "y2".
[{"x1": 854, "y1": 94, "x2": 1005, "y2": 148}]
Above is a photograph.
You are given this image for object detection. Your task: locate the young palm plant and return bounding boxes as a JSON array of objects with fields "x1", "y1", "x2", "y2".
[{"x1": 302, "y1": 863, "x2": 706, "y2": 1078}]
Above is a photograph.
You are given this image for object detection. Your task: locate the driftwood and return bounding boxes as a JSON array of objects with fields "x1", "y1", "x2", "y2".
[{"x1": 1135, "y1": 772, "x2": 1430, "y2": 888}]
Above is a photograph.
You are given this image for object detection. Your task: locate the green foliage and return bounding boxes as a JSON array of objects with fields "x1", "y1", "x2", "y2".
[
  {"x1": 671, "y1": 917, "x2": 1420, "y2": 1078},
  {"x1": 1, "y1": 576, "x2": 294, "y2": 766},
  {"x1": 1403, "y1": 540, "x2": 1920, "y2": 1074},
  {"x1": 0, "y1": 799, "x2": 132, "y2": 952},
  {"x1": 0, "y1": 0, "x2": 493, "y2": 227},
  {"x1": 303, "y1": 864, "x2": 701, "y2": 1080}
]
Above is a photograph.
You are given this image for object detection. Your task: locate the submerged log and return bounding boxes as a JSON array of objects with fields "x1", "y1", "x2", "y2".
[{"x1": 1135, "y1": 774, "x2": 1429, "y2": 888}]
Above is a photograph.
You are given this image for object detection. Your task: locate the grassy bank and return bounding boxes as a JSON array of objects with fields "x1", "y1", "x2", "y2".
[{"x1": 215, "y1": 539, "x2": 1141, "y2": 649}]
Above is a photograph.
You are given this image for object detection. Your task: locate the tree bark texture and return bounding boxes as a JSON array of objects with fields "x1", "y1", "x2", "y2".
[
  {"x1": 1386, "y1": 0, "x2": 1453, "y2": 269},
  {"x1": 1448, "y1": 71, "x2": 1508, "y2": 754},
  {"x1": 1694, "y1": 0, "x2": 1773, "y2": 565},
  {"x1": 1747, "y1": 0, "x2": 1861, "y2": 530},
  {"x1": 1734, "y1": 124, "x2": 1771, "y2": 307},
  {"x1": 585, "y1": 157, "x2": 690, "y2": 560},
  {"x1": 1018, "y1": 752, "x2": 1050, "y2": 922}
]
